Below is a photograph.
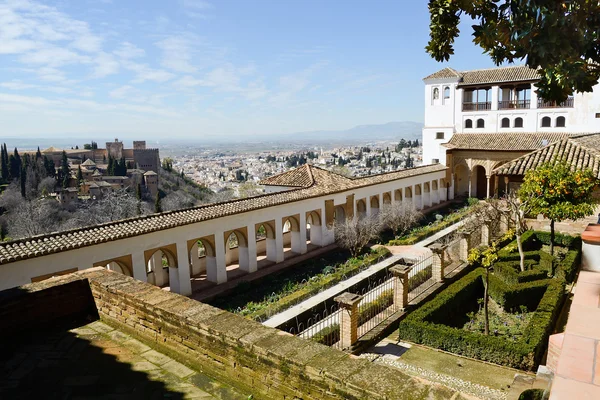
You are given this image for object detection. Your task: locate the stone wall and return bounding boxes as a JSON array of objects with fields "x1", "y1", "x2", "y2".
[{"x1": 1, "y1": 268, "x2": 455, "y2": 399}]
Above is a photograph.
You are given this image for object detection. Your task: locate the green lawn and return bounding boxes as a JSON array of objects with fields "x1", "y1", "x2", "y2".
[{"x1": 386, "y1": 334, "x2": 521, "y2": 391}]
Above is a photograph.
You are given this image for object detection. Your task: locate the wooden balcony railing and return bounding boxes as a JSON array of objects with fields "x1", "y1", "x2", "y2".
[
  {"x1": 462, "y1": 102, "x2": 492, "y2": 111},
  {"x1": 498, "y1": 100, "x2": 530, "y2": 109},
  {"x1": 538, "y1": 97, "x2": 574, "y2": 108}
]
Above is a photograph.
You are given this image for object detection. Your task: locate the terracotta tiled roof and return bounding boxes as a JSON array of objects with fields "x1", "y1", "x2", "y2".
[
  {"x1": 423, "y1": 67, "x2": 461, "y2": 80},
  {"x1": 81, "y1": 159, "x2": 96, "y2": 166},
  {"x1": 443, "y1": 132, "x2": 575, "y2": 151},
  {"x1": 494, "y1": 133, "x2": 600, "y2": 177},
  {"x1": 458, "y1": 66, "x2": 540, "y2": 87},
  {"x1": 0, "y1": 164, "x2": 445, "y2": 265},
  {"x1": 259, "y1": 165, "x2": 316, "y2": 187},
  {"x1": 424, "y1": 65, "x2": 540, "y2": 86}
]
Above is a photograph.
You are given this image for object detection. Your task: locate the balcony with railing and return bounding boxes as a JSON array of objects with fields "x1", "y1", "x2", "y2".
[
  {"x1": 498, "y1": 99, "x2": 530, "y2": 109},
  {"x1": 538, "y1": 97, "x2": 574, "y2": 108},
  {"x1": 462, "y1": 101, "x2": 492, "y2": 111}
]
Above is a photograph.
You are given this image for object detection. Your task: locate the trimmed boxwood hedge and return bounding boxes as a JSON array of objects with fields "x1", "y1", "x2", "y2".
[
  {"x1": 556, "y1": 249, "x2": 581, "y2": 283},
  {"x1": 398, "y1": 268, "x2": 565, "y2": 370},
  {"x1": 488, "y1": 274, "x2": 551, "y2": 311}
]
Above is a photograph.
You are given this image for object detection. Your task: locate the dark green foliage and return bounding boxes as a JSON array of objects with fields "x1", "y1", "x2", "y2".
[
  {"x1": 534, "y1": 231, "x2": 582, "y2": 249},
  {"x1": 399, "y1": 269, "x2": 565, "y2": 370},
  {"x1": 19, "y1": 166, "x2": 26, "y2": 198},
  {"x1": 556, "y1": 250, "x2": 581, "y2": 283},
  {"x1": 493, "y1": 261, "x2": 545, "y2": 285},
  {"x1": 518, "y1": 389, "x2": 544, "y2": 400},
  {"x1": 488, "y1": 275, "x2": 550, "y2": 312},
  {"x1": 154, "y1": 192, "x2": 161, "y2": 213}
]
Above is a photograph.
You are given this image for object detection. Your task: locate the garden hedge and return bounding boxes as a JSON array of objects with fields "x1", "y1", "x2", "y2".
[{"x1": 398, "y1": 268, "x2": 566, "y2": 370}]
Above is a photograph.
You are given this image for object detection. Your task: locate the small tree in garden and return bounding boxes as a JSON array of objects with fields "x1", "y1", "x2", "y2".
[
  {"x1": 334, "y1": 215, "x2": 383, "y2": 257},
  {"x1": 480, "y1": 244, "x2": 499, "y2": 336},
  {"x1": 504, "y1": 190, "x2": 532, "y2": 272},
  {"x1": 519, "y1": 162, "x2": 597, "y2": 255},
  {"x1": 380, "y1": 202, "x2": 422, "y2": 237}
]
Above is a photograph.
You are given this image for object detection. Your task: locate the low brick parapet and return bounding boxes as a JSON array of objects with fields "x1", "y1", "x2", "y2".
[{"x1": 1, "y1": 268, "x2": 456, "y2": 400}]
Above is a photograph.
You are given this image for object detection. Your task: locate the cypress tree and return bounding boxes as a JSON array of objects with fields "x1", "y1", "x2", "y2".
[
  {"x1": 0, "y1": 143, "x2": 7, "y2": 181},
  {"x1": 60, "y1": 151, "x2": 70, "y2": 188},
  {"x1": 20, "y1": 166, "x2": 26, "y2": 197},
  {"x1": 154, "y1": 192, "x2": 161, "y2": 213},
  {"x1": 77, "y1": 165, "x2": 83, "y2": 185},
  {"x1": 35, "y1": 147, "x2": 42, "y2": 160}
]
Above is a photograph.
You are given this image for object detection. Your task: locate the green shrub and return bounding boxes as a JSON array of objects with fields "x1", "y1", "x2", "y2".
[
  {"x1": 488, "y1": 274, "x2": 550, "y2": 311},
  {"x1": 556, "y1": 249, "x2": 581, "y2": 283},
  {"x1": 518, "y1": 389, "x2": 544, "y2": 400},
  {"x1": 399, "y1": 268, "x2": 566, "y2": 370},
  {"x1": 408, "y1": 266, "x2": 432, "y2": 292},
  {"x1": 538, "y1": 250, "x2": 555, "y2": 274},
  {"x1": 310, "y1": 324, "x2": 340, "y2": 346},
  {"x1": 358, "y1": 289, "x2": 394, "y2": 325},
  {"x1": 534, "y1": 231, "x2": 582, "y2": 249},
  {"x1": 493, "y1": 260, "x2": 544, "y2": 285}
]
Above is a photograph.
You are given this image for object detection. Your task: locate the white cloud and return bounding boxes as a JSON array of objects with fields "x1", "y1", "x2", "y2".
[
  {"x1": 91, "y1": 52, "x2": 119, "y2": 78},
  {"x1": 109, "y1": 85, "x2": 134, "y2": 99},
  {"x1": 0, "y1": 81, "x2": 38, "y2": 90},
  {"x1": 123, "y1": 61, "x2": 175, "y2": 83},
  {"x1": 155, "y1": 35, "x2": 197, "y2": 73},
  {"x1": 113, "y1": 42, "x2": 145, "y2": 59},
  {"x1": 181, "y1": 0, "x2": 213, "y2": 18}
]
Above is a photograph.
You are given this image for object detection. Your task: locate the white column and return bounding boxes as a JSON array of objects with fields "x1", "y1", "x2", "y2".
[
  {"x1": 238, "y1": 244, "x2": 250, "y2": 272},
  {"x1": 468, "y1": 169, "x2": 473, "y2": 198},
  {"x1": 486, "y1": 175, "x2": 491, "y2": 198},
  {"x1": 296, "y1": 213, "x2": 308, "y2": 254},
  {"x1": 366, "y1": 198, "x2": 372, "y2": 217},
  {"x1": 491, "y1": 85, "x2": 499, "y2": 111},
  {"x1": 151, "y1": 252, "x2": 165, "y2": 287},
  {"x1": 310, "y1": 222, "x2": 323, "y2": 246},
  {"x1": 530, "y1": 83, "x2": 538, "y2": 109},
  {"x1": 209, "y1": 233, "x2": 227, "y2": 284},
  {"x1": 168, "y1": 266, "x2": 180, "y2": 294},
  {"x1": 174, "y1": 242, "x2": 192, "y2": 295},
  {"x1": 131, "y1": 251, "x2": 147, "y2": 282},
  {"x1": 246, "y1": 226, "x2": 258, "y2": 273},
  {"x1": 266, "y1": 236, "x2": 278, "y2": 262},
  {"x1": 449, "y1": 174, "x2": 455, "y2": 200},
  {"x1": 274, "y1": 218, "x2": 285, "y2": 262},
  {"x1": 190, "y1": 242, "x2": 201, "y2": 276}
]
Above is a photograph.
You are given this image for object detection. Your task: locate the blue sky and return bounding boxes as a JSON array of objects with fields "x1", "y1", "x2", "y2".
[{"x1": 0, "y1": 0, "x2": 499, "y2": 139}]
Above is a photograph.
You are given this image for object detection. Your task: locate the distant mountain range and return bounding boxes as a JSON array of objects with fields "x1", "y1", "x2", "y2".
[{"x1": 289, "y1": 121, "x2": 423, "y2": 142}]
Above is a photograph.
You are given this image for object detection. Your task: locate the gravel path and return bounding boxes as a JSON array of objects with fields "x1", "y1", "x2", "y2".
[{"x1": 360, "y1": 353, "x2": 508, "y2": 400}]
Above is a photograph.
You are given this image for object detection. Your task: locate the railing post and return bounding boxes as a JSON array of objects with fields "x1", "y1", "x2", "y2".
[
  {"x1": 459, "y1": 230, "x2": 473, "y2": 262},
  {"x1": 390, "y1": 265, "x2": 411, "y2": 311},
  {"x1": 334, "y1": 292, "x2": 361, "y2": 349},
  {"x1": 429, "y1": 244, "x2": 445, "y2": 282}
]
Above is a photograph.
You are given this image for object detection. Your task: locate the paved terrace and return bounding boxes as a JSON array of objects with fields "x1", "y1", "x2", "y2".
[{"x1": 0, "y1": 320, "x2": 246, "y2": 399}]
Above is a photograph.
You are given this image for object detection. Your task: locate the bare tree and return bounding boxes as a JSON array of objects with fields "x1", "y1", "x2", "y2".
[
  {"x1": 334, "y1": 214, "x2": 383, "y2": 257},
  {"x1": 78, "y1": 189, "x2": 139, "y2": 225},
  {"x1": 4, "y1": 199, "x2": 62, "y2": 238},
  {"x1": 380, "y1": 202, "x2": 422, "y2": 237},
  {"x1": 503, "y1": 190, "x2": 532, "y2": 272},
  {"x1": 161, "y1": 190, "x2": 196, "y2": 212}
]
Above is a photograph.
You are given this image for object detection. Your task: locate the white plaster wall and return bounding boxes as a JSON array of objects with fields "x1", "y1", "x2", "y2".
[
  {"x1": 0, "y1": 168, "x2": 446, "y2": 291},
  {"x1": 422, "y1": 80, "x2": 600, "y2": 169}
]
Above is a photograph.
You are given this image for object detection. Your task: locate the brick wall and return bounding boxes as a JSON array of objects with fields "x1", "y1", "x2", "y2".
[{"x1": 1, "y1": 268, "x2": 454, "y2": 399}]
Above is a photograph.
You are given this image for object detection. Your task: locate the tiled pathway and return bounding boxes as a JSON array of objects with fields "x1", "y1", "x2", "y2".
[
  {"x1": 551, "y1": 270, "x2": 600, "y2": 399},
  {"x1": 0, "y1": 320, "x2": 248, "y2": 400}
]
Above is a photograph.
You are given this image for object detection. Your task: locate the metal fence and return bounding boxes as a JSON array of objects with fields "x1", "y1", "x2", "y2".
[
  {"x1": 407, "y1": 253, "x2": 435, "y2": 302},
  {"x1": 296, "y1": 306, "x2": 342, "y2": 349},
  {"x1": 356, "y1": 277, "x2": 395, "y2": 339}
]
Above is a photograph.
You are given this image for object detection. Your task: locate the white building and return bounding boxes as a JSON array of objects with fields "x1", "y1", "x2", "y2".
[{"x1": 422, "y1": 65, "x2": 600, "y2": 166}]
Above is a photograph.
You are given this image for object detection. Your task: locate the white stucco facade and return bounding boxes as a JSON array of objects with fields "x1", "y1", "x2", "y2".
[{"x1": 422, "y1": 66, "x2": 600, "y2": 166}]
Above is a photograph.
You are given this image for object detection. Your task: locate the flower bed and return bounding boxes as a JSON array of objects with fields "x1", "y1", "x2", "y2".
[{"x1": 207, "y1": 246, "x2": 391, "y2": 321}]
